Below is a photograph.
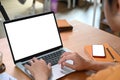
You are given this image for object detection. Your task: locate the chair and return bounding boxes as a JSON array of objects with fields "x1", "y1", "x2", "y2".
[
  {"x1": 92, "y1": 0, "x2": 97, "y2": 26},
  {"x1": 32, "y1": 0, "x2": 72, "y2": 13},
  {"x1": 32, "y1": 0, "x2": 44, "y2": 13},
  {"x1": 57, "y1": 0, "x2": 71, "y2": 8},
  {"x1": 72, "y1": 0, "x2": 97, "y2": 27},
  {"x1": 0, "y1": 2, "x2": 9, "y2": 21},
  {"x1": 67, "y1": 0, "x2": 71, "y2": 8},
  {"x1": 72, "y1": 0, "x2": 76, "y2": 8}
]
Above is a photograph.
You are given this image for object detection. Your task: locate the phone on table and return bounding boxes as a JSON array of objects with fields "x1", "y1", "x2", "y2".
[{"x1": 92, "y1": 45, "x2": 106, "y2": 58}]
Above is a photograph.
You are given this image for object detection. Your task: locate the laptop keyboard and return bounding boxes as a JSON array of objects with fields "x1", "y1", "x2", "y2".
[{"x1": 23, "y1": 49, "x2": 65, "y2": 66}]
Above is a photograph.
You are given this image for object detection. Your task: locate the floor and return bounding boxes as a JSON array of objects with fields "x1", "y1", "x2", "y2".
[
  {"x1": 0, "y1": 0, "x2": 102, "y2": 39},
  {"x1": 56, "y1": 0, "x2": 102, "y2": 27}
]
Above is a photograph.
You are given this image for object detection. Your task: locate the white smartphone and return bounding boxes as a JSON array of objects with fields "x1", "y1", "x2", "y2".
[{"x1": 92, "y1": 45, "x2": 105, "y2": 57}]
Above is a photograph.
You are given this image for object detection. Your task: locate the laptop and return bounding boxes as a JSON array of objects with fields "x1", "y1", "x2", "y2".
[{"x1": 3, "y1": 12, "x2": 74, "y2": 80}]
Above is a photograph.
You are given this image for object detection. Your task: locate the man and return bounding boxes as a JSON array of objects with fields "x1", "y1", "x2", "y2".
[{"x1": 24, "y1": 0, "x2": 120, "y2": 80}]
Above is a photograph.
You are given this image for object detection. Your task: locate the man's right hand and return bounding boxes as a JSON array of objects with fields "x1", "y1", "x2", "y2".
[{"x1": 59, "y1": 52, "x2": 93, "y2": 71}]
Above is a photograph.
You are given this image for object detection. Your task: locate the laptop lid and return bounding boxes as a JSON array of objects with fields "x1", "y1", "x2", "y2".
[{"x1": 4, "y1": 12, "x2": 63, "y2": 64}]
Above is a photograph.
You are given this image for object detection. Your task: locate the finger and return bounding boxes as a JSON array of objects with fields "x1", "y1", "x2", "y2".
[
  {"x1": 58, "y1": 56, "x2": 66, "y2": 64},
  {"x1": 29, "y1": 60, "x2": 34, "y2": 64},
  {"x1": 32, "y1": 57, "x2": 38, "y2": 62},
  {"x1": 59, "y1": 54, "x2": 73, "y2": 64},
  {"x1": 63, "y1": 62, "x2": 74, "y2": 69},
  {"x1": 40, "y1": 58, "x2": 45, "y2": 62},
  {"x1": 40, "y1": 58, "x2": 47, "y2": 64},
  {"x1": 48, "y1": 63, "x2": 51, "y2": 69},
  {"x1": 60, "y1": 52, "x2": 71, "y2": 58},
  {"x1": 24, "y1": 64, "x2": 31, "y2": 70}
]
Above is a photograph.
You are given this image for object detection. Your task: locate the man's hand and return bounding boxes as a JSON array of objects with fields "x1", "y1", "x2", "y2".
[
  {"x1": 24, "y1": 57, "x2": 51, "y2": 80},
  {"x1": 59, "y1": 52, "x2": 93, "y2": 71}
]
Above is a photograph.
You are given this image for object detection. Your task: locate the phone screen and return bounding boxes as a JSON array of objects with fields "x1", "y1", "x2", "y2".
[{"x1": 92, "y1": 45, "x2": 105, "y2": 57}]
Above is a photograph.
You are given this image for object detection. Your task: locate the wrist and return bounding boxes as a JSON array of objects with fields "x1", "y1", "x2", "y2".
[
  {"x1": 35, "y1": 77, "x2": 48, "y2": 80},
  {"x1": 34, "y1": 75, "x2": 48, "y2": 80},
  {"x1": 87, "y1": 60, "x2": 98, "y2": 71},
  {"x1": 87, "y1": 60, "x2": 116, "y2": 71}
]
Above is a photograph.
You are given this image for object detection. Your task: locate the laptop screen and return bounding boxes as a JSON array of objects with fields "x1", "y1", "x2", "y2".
[{"x1": 4, "y1": 12, "x2": 62, "y2": 61}]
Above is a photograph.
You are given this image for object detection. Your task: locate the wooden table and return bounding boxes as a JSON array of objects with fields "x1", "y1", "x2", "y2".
[{"x1": 1, "y1": 20, "x2": 120, "y2": 80}]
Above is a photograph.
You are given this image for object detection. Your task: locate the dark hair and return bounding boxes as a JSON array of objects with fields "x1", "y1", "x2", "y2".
[{"x1": 108, "y1": 0, "x2": 113, "y2": 6}]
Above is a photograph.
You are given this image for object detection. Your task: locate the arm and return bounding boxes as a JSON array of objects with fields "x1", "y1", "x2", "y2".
[
  {"x1": 88, "y1": 60, "x2": 116, "y2": 71},
  {"x1": 87, "y1": 64, "x2": 120, "y2": 80}
]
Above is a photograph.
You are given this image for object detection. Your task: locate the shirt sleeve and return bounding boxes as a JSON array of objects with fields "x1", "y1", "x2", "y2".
[{"x1": 87, "y1": 64, "x2": 120, "y2": 80}]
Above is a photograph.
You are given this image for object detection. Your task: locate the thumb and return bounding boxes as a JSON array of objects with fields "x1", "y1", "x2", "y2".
[
  {"x1": 63, "y1": 62, "x2": 74, "y2": 69},
  {"x1": 48, "y1": 63, "x2": 51, "y2": 69}
]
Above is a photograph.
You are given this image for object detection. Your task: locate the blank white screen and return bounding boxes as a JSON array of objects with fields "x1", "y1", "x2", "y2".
[{"x1": 5, "y1": 13, "x2": 62, "y2": 61}]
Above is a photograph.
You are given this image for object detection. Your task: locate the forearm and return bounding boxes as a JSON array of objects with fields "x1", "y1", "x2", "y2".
[
  {"x1": 88, "y1": 61, "x2": 116, "y2": 71},
  {"x1": 34, "y1": 73, "x2": 49, "y2": 80},
  {"x1": 35, "y1": 78, "x2": 48, "y2": 80},
  {"x1": 35, "y1": 76, "x2": 48, "y2": 80}
]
